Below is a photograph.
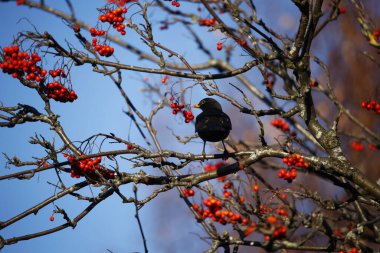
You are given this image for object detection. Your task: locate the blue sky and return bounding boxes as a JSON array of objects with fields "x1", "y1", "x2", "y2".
[{"x1": 0, "y1": 1, "x2": 305, "y2": 253}]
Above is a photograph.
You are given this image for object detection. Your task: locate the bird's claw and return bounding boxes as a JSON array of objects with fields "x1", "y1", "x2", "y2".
[{"x1": 222, "y1": 151, "x2": 229, "y2": 160}]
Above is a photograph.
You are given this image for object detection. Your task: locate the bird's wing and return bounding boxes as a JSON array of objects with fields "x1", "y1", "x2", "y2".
[
  {"x1": 195, "y1": 112, "x2": 231, "y2": 132},
  {"x1": 195, "y1": 114, "x2": 205, "y2": 133},
  {"x1": 221, "y1": 112, "x2": 232, "y2": 130}
]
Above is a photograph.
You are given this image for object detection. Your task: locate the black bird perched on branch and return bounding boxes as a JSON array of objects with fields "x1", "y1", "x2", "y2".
[{"x1": 193, "y1": 98, "x2": 232, "y2": 158}]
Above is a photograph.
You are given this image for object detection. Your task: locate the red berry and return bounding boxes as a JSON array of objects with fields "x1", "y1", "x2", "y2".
[
  {"x1": 73, "y1": 25, "x2": 80, "y2": 33},
  {"x1": 217, "y1": 42, "x2": 223, "y2": 51}
]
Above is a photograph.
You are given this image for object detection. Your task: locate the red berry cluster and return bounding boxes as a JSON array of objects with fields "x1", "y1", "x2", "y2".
[
  {"x1": 351, "y1": 142, "x2": 378, "y2": 151},
  {"x1": 374, "y1": 30, "x2": 380, "y2": 41},
  {"x1": 260, "y1": 205, "x2": 288, "y2": 217},
  {"x1": 361, "y1": 100, "x2": 380, "y2": 114},
  {"x1": 16, "y1": 0, "x2": 24, "y2": 5},
  {"x1": 334, "y1": 223, "x2": 355, "y2": 240},
  {"x1": 263, "y1": 205, "x2": 283, "y2": 215},
  {"x1": 1, "y1": 46, "x2": 77, "y2": 103},
  {"x1": 223, "y1": 190, "x2": 232, "y2": 198},
  {"x1": 49, "y1": 68, "x2": 66, "y2": 78},
  {"x1": 171, "y1": 1, "x2": 180, "y2": 7},
  {"x1": 41, "y1": 81, "x2": 78, "y2": 102},
  {"x1": 199, "y1": 18, "x2": 216, "y2": 26},
  {"x1": 270, "y1": 118, "x2": 289, "y2": 132},
  {"x1": 248, "y1": 205, "x2": 289, "y2": 241},
  {"x1": 0, "y1": 46, "x2": 46, "y2": 81},
  {"x1": 170, "y1": 100, "x2": 184, "y2": 114},
  {"x1": 223, "y1": 183, "x2": 231, "y2": 189},
  {"x1": 278, "y1": 168, "x2": 297, "y2": 183},
  {"x1": 276, "y1": 207, "x2": 287, "y2": 217},
  {"x1": 260, "y1": 208, "x2": 288, "y2": 240},
  {"x1": 282, "y1": 154, "x2": 309, "y2": 168},
  {"x1": 264, "y1": 223, "x2": 287, "y2": 241},
  {"x1": 221, "y1": 182, "x2": 244, "y2": 201},
  {"x1": 205, "y1": 162, "x2": 227, "y2": 181},
  {"x1": 91, "y1": 37, "x2": 114, "y2": 57},
  {"x1": 368, "y1": 144, "x2": 378, "y2": 150},
  {"x1": 182, "y1": 110, "x2": 194, "y2": 123},
  {"x1": 107, "y1": 0, "x2": 129, "y2": 6},
  {"x1": 98, "y1": 7, "x2": 127, "y2": 35},
  {"x1": 65, "y1": 154, "x2": 115, "y2": 180},
  {"x1": 259, "y1": 204, "x2": 267, "y2": 214},
  {"x1": 217, "y1": 42, "x2": 223, "y2": 51},
  {"x1": 351, "y1": 141, "x2": 364, "y2": 151},
  {"x1": 107, "y1": 0, "x2": 136, "y2": 6},
  {"x1": 266, "y1": 215, "x2": 277, "y2": 224},
  {"x1": 244, "y1": 223, "x2": 257, "y2": 237},
  {"x1": 339, "y1": 248, "x2": 360, "y2": 253},
  {"x1": 183, "y1": 189, "x2": 195, "y2": 197},
  {"x1": 193, "y1": 196, "x2": 249, "y2": 225},
  {"x1": 277, "y1": 154, "x2": 308, "y2": 183},
  {"x1": 169, "y1": 97, "x2": 194, "y2": 123},
  {"x1": 90, "y1": 28, "x2": 106, "y2": 37},
  {"x1": 89, "y1": 26, "x2": 115, "y2": 57},
  {"x1": 42, "y1": 68, "x2": 77, "y2": 103}
]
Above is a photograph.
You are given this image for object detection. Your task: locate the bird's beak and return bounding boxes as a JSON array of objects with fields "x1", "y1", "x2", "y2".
[{"x1": 193, "y1": 104, "x2": 200, "y2": 108}]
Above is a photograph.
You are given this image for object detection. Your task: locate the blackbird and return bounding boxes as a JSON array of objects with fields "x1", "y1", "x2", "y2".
[{"x1": 193, "y1": 98, "x2": 232, "y2": 157}]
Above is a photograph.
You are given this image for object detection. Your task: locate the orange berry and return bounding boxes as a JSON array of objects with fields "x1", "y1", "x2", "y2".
[{"x1": 266, "y1": 215, "x2": 277, "y2": 224}]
